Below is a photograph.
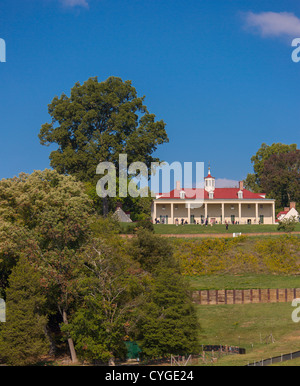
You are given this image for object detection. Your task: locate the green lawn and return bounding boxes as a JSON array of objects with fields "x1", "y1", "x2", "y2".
[
  {"x1": 152, "y1": 223, "x2": 300, "y2": 235},
  {"x1": 188, "y1": 274, "x2": 300, "y2": 291},
  {"x1": 196, "y1": 302, "x2": 300, "y2": 366}
]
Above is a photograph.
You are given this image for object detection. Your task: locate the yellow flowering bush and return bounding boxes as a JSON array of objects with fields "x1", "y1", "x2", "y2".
[{"x1": 172, "y1": 235, "x2": 300, "y2": 276}]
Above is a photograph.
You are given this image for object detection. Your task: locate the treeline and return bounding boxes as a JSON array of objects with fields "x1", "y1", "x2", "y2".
[{"x1": 0, "y1": 170, "x2": 200, "y2": 366}]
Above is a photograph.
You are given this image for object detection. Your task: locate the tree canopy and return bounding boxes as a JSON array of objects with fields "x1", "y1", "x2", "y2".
[
  {"x1": 0, "y1": 169, "x2": 94, "y2": 363},
  {"x1": 244, "y1": 142, "x2": 297, "y2": 194},
  {"x1": 0, "y1": 257, "x2": 48, "y2": 366},
  {"x1": 0, "y1": 172, "x2": 200, "y2": 365},
  {"x1": 260, "y1": 150, "x2": 300, "y2": 208},
  {"x1": 244, "y1": 143, "x2": 299, "y2": 210},
  {"x1": 38, "y1": 76, "x2": 168, "y2": 183}
]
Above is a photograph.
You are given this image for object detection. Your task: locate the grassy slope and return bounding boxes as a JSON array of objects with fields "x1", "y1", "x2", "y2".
[
  {"x1": 168, "y1": 235, "x2": 300, "y2": 366},
  {"x1": 153, "y1": 223, "x2": 300, "y2": 235},
  {"x1": 189, "y1": 274, "x2": 300, "y2": 291},
  {"x1": 196, "y1": 302, "x2": 300, "y2": 366},
  {"x1": 118, "y1": 226, "x2": 300, "y2": 366}
]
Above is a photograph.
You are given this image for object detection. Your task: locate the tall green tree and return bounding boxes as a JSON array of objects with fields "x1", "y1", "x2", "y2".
[
  {"x1": 65, "y1": 241, "x2": 143, "y2": 363},
  {"x1": 38, "y1": 76, "x2": 168, "y2": 214},
  {"x1": 0, "y1": 223, "x2": 38, "y2": 300},
  {"x1": 260, "y1": 150, "x2": 300, "y2": 208},
  {"x1": 244, "y1": 143, "x2": 297, "y2": 193},
  {"x1": 136, "y1": 266, "x2": 200, "y2": 358},
  {"x1": 0, "y1": 169, "x2": 94, "y2": 363},
  {"x1": 64, "y1": 218, "x2": 147, "y2": 364},
  {"x1": 131, "y1": 230, "x2": 200, "y2": 358},
  {"x1": 0, "y1": 257, "x2": 48, "y2": 366}
]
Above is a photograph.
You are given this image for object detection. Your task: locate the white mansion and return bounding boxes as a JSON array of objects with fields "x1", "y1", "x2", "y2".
[{"x1": 152, "y1": 168, "x2": 276, "y2": 225}]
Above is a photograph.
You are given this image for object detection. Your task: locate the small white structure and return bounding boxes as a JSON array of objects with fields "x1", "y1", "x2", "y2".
[
  {"x1": 113, "y1": 205, "x2": 132, "y2": 223},
  {"x1": 277, "y1": 202, "x2": 299, "y2": 222}
]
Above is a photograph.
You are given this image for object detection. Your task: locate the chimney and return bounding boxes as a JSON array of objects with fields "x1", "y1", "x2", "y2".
[
  {"x1": 176, "y1": 181, "x2": 180, "y2": 190},
  {"x1": 290, "y1": 202, "x2": 296, "y2": 210},
  {"x1": 239, "y1": 181, "x2": 244, "y2": 190}
]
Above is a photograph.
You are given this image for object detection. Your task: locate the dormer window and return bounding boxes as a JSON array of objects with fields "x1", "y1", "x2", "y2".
[
  {"x1": 180, "y1": 191, "x2": 185, "y2": 199},
  {"x1": 209, "y1": 191, "x2": 214, "y2": 199},
  {"x1": 238, "y1": 190, "x2": 243, "y2": 199}
]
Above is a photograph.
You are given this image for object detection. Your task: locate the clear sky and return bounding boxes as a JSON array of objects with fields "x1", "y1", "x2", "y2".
[{"x1": 0, "y1": 0, "x2": 300, "y2": 185}]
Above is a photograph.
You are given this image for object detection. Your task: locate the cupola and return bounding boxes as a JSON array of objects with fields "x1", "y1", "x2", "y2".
[{"x1": 204, "y1": 167, "x2": 215, "y2": 193}]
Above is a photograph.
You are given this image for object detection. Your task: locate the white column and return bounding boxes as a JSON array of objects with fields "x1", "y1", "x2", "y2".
[
  {"x1": 187, "y1": 203, "x2": 191, "y2": 224},
  {"x1": 204, "y1": 202, "x2": 207, "y2": 220},
  {"x1": 221, "y1": 203, "x2": 225, "y2": 224},
  {"x1": 255, "y1": 203, "x2": 258, "y2": 224},
  {"x1": 272, "y1": 202, "x2": 276, "y2": 224},
  {"x1": 238, "y1": 202, "x2": 241, "y2": 224},
  {"x1": 153, "y1": 202, "x2": 157, "y2": 222},
  {"x1": 171, "y1": 203, "x2": 174, "y2": 224}
]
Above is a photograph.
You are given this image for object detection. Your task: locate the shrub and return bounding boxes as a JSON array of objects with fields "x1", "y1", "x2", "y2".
[
  {"x1": 135, "y1": 219, "x2": 154, "y2": 233},
  {"x1": 277, "y1": 217, "x2": 298, "y2": 233}
]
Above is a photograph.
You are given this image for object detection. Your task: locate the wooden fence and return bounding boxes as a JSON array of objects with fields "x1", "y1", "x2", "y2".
[{"x1": 193, "y1": 288, "x2": 300, "y2": 305}]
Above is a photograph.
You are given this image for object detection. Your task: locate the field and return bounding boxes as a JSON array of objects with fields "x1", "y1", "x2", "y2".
[
  {"x1": 175, "y1": 234, "x2": 300, "y2": 366},
  {"x1": 196, "y1": 302, "x2": 300, "y2": 366},
  {"x1": 153, "y1": 223, "x2": 300, "y2": 235},
  {"x1": 188, "y1": 274, "x2": 300, "y2": 291}
]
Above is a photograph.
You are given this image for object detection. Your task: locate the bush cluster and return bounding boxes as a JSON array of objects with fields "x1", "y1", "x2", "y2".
[{"x1": 173, "y1": 235, "x2": 300, "y2": 276}]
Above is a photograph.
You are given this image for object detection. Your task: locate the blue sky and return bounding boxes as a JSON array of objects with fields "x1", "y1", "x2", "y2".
[{"x1": 0, "y1": 0, "x2": 300, "y2": 186}]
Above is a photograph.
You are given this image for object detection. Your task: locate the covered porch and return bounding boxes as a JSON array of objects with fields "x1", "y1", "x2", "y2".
[{"x1": 152, "y1": 200, "x2": 276, "y2": 225}]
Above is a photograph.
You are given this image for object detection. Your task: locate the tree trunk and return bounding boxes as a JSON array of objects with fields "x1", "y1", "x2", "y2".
[
  {"x1": 62, "y1": 309, "x2": 78, "y2": 364},
  {"x1": 44, "y1": 324, "x2": 56, "y2": 357}
]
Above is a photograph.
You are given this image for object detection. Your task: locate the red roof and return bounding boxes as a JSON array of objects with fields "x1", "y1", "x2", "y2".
[
  {"x1": 156, "y1": 188, "x2": 267, "y2": 200},
  {"x1": 277, "y1": 210, "x2": 288, "y2": 218}
]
